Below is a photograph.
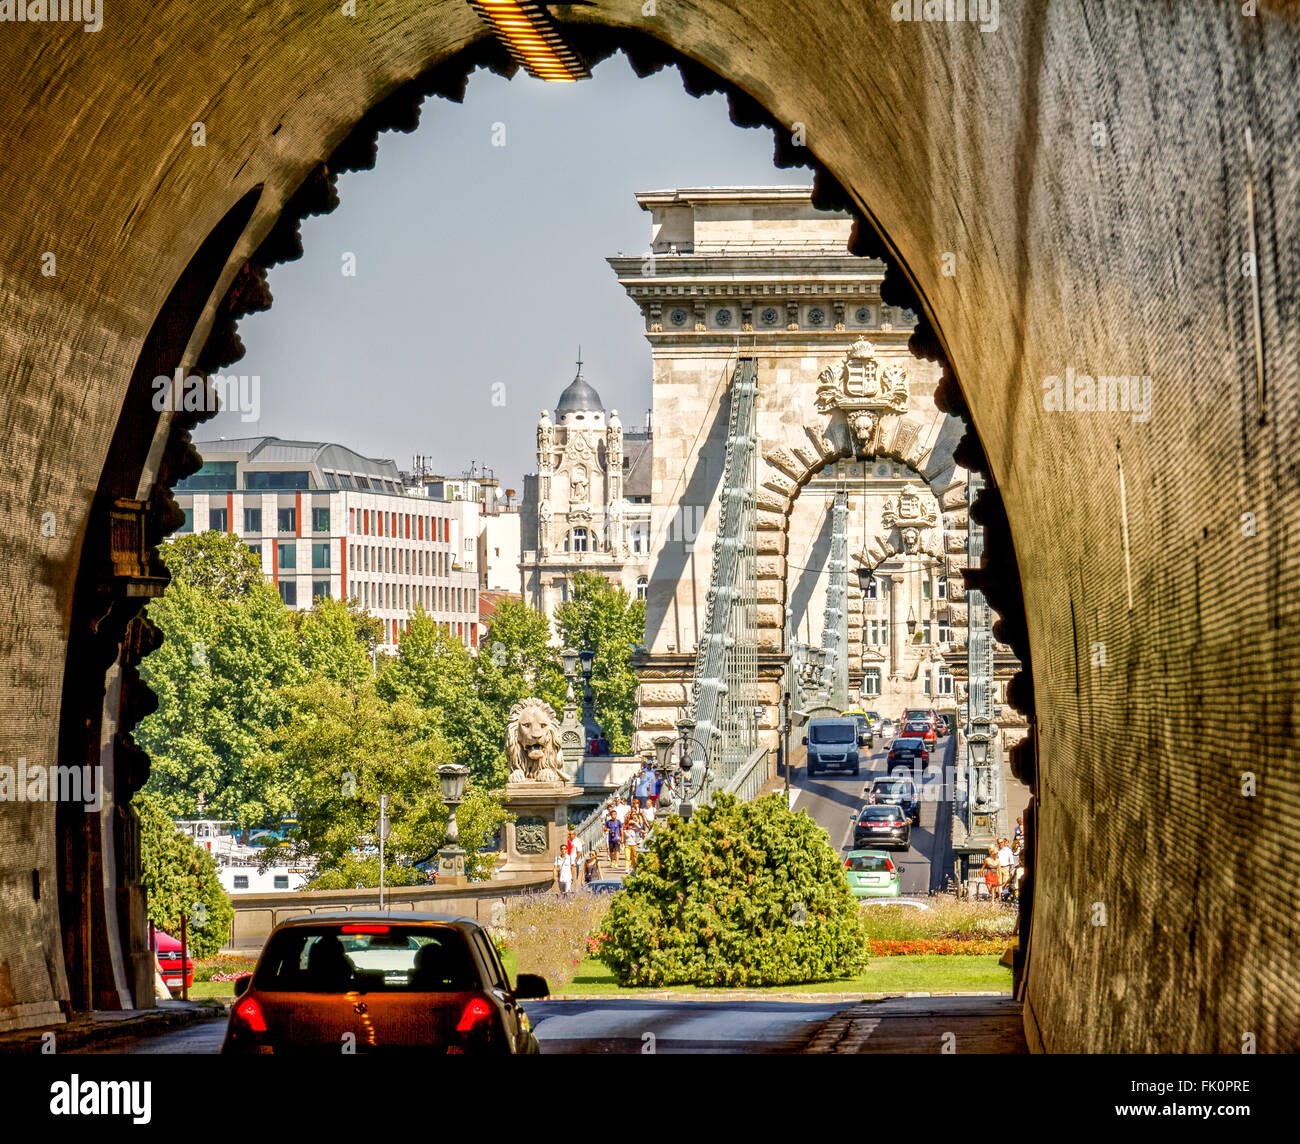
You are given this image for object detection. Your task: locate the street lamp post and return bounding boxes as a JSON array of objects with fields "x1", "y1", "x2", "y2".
[
  {"x1": 557, "y1": 647, "x2": 583, "y2": 779},
  {"x1": 378, "y1": 793, "x2": 390, "y2": 908},
  {"x1": 437, "y1": 763, "x2": 470, "y2": 885}
]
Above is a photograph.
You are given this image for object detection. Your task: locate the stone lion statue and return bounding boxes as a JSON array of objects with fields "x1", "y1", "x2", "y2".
[{"x1": 505, "y1": 698, "x2": 566, "y2": 784}]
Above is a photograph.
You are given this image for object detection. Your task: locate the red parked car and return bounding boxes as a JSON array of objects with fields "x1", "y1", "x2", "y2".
[
  {"x1": 223, "y1": 913, "x2": 549, "y2": 1055},
  {"x1": 154, "y1": 929, "x2": 195, "y2": 992}
]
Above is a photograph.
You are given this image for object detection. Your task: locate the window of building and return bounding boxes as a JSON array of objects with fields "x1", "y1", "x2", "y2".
[
  {"x1": 277, "y1": 542, "x2": 296, "y2": 570},
  {"x1": 636, "y1": 576, "x2": 648, "y2": 600},
  {"x1": 175, "y1": 461, "x2": 238, "y2": 492},
  {"x1": 558, "y1": 579, "x2": 569, "y2": 603},
  {"x1": 312, "y1": 543, "x2": 330, "y2": 569},
  {"x1": 244, "y1": 507, "x2": 262, "y2": 534},
  {"x1": 243, "y1": 470, "x2": 310, "y2": 491},
  {"x1": 208, "y1": 507, "x2": 228, "y2": 532},
  {"x1": 862, "y1": 668, "x2": 881, "y2": 695},
  {"x1": 340, "y1": 474, "x2": 355, "y2": 489},
  {"x1": 864, "y1": 576, "x2": 879, "y2": 599},
  {"x1": 277, "y1": 507, "x2": 296, "y2": 534},
  {"x1": 233, "y1": 875, "x2": 249, "y2": 890},
  {"x1": 938, "y1": 621, "x2": 953, "y2": 644},
  {"x1": 278, "y1": 581, "x2": 297, "y2": 606},
  {"x1": 273, "y1": 875, "x2": 289, "y2": 890},
  {"x1": 362, "y1": 547, "x2": 369, "y2": 571},
  {"x1": 938, "y1": 667, "x2": 954, "y2": 695},
  {"x1": 922, "y1": 577, "x2": 932, "y2": 600},
  {"x1": 354, "y1": 475, "x2": 372, "y2": 490},
  {"x1": 312, "y1": 506, "x2": 330, "y2": 532},
  {"x1": 568, "y1": 527, "x2": 588, "y2": 553},
  {"x1": 178, "y1": 507, "x2": 193, "y2": 532},
  {"x1": 937, "y1": 575, "x2": 948, "y2": 600},
  {"x1": 312, "y1": 580, "x2": 331, "y2": 602},
  {"x1": 631, "y1": 522, "x2": 649, "y2": 555},
  {"x1": 868, "y1": 620, "x2": 888, "y2": 645},
  {"x1": 247, "y1": 543, "x2": 262, "y2": 562},
  {"x1": 923, "y1": 673, "x2": 932, "y2": 695},
  {"x1": 324, "y1": 472, "x2": 337, "y2": 489},
  {"x1": 921, "y1": 621, "x2": 932, "y2": 644}
]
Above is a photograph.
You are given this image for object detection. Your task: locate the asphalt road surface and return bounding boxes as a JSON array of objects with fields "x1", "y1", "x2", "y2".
[
  {"x1": 789, "y1": 732, "x2": 956, "y2": 895},
  {"x1": 90, "y1": 1000, "x2": 844, "y2": 1054}
]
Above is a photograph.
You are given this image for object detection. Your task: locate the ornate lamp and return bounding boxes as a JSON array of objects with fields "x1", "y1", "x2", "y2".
[
  {"x1": 856, "y1": 566, "x2": 875, "y2": 594},
  {"x1": 906, "y1": 606, "x2": 917, "y2": 637},
  {"x1": 437, "y1": 763, "x2": 470, "y2": 883}
]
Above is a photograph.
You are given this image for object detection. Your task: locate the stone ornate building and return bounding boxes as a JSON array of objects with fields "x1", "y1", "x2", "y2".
[
  {"x1": 519, "y1": 367, "x2": 652, "y2": 632},
  {"x1": 607, "y1": 187, "x2": 1020, "y2": 751}
]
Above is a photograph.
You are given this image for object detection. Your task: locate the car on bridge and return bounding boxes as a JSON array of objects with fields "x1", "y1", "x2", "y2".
[
  {"x1": 853, "y1": 804, "x2": 911, "y2": 850},
  {"x1": 843, "y1": 850, "x2": 900, "y2": 899},
  {"x1": 901, "y1": 719, "x2": 937, "y2": 747},
  {"x1": 866, "y1": 776, "x2": 921, "y2": 825},
  {"x1": 803, "y1": 716, "x2": 869, "y2": 777},
  {"x1": 840, "y1": 709, "x2": 875, "y2": 748},
  {"x1": 223, "y1": 913, "x2": 549, "y2": 1055},
  {"x1": 887, "y1": 737, "x2": 930, "y2": 769}
]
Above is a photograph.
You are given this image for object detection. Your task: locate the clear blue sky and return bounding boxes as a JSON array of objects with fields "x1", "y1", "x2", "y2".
[{"x1": 200, "y1": 51, "x2": 809, "y2": 492}]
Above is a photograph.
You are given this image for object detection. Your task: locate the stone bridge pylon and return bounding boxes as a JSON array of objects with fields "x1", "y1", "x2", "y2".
[{"x1": 608, "y1": 187, "x2": 974, "y2": 752}]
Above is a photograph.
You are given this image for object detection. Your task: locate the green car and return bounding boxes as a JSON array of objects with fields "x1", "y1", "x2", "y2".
[{"x1": 844, "y1": 850, "x2": 901, "y2": 899}]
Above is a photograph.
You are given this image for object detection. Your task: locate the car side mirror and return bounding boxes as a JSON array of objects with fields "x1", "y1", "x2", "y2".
[
  {"x1": 233, "y1": 974, "x2": 252, "y2": 997},
  {"x1": 514, "y1": 972, "x2": 550, "y2": 1000},
  {"x1": 801, "y1": 735, "x2": 808, "y2": 745}
]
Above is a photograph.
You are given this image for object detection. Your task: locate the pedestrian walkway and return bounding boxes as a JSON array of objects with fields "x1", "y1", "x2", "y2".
[
  {"x1": 804, "y1": 995, "x2": 1027, "y2": 1053},
  {"x1": 0, "y1": 999, "x2": 221, "y2": 1055}
]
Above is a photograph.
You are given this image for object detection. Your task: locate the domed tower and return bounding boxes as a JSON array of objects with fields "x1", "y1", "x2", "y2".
[{"x1": 554, "y1": 367, "x2": 606, "y2": 429}]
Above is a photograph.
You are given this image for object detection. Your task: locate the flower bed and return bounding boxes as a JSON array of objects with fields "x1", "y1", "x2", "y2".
[{"x1": 868, "y1": 938, "x2": 1010, "y2": 956}]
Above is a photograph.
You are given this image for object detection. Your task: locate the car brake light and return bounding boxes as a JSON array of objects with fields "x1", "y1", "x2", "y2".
[
  {"x1": 885, "y1": 858, "x2": 895, "y2": 872},
  {"x1": 233, "y1": 996, "x2": 267, "y2": 1033},
  {"x1": 845, "y1": 857, "x2": 852, "y2": 868},
  {"x1": 340, "y1": 924, "x2": 391, "y2": 934},
  {"x1": 457, "y1": 997, "x2": 494, "y2": 1033}
]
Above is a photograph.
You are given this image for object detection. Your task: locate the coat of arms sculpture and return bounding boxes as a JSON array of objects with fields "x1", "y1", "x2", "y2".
[{"x1": 815, "y1": 336, "x2": 910, "y2": 450}]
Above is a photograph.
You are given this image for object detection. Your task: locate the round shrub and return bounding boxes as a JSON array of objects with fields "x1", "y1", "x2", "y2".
[{"x1": 598, "y1": 793, "x2": 868, "y2": 987}]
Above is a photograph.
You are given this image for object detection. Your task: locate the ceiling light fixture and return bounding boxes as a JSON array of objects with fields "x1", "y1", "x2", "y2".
[{"x1": 466, "y1": 1, "x2": 591, "y2": 82}]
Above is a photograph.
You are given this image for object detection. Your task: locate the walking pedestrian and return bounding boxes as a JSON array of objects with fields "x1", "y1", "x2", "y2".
[
  {"x1": 981, "y1": 846, "x2": 1000, "y2": 902},
  {"x1": 997, "y1": 837, "x2": 1014, "y2": 899},
  {"x1": 624, "y1": 814, "x2": 643, "y2": 874},
  {"x1": 583, "y1": 849, "x2": 601, "y2": 885},
  {"x1": 554, "y1": 846, "x2": 576, "y2": 897},
  {"x1": 605, "y1": 806, "x2": 623, "y2": 869}
]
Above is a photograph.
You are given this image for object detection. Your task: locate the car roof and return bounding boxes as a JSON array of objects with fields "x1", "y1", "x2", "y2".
[
  {"x1": 269, "y1": 911, "x2": 478, "y2": 930},
  {"x1": 860, "y1": 803, "x2": 904, "y2": 813}
]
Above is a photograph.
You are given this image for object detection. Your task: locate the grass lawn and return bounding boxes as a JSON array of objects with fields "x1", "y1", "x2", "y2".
[
  {"x1": 186, "y1": 980, "x2": 239, "y2": 999},
  {"x1": 525, "y1": 954, "x2": 1010, "y2": 997}
]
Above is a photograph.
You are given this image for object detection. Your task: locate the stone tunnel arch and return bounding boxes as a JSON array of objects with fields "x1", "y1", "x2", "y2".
[{"x1": 1, "y1": 3, "x2": 1294, "y2": 1053}]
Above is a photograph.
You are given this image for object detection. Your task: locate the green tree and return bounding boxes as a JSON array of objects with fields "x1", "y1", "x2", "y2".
[
  {"x1": 135, "y1": 790, "x2": 234, "y2": 959},
  {"x1": 294, "y1": 596, "x2": 375, "y2": 689},
  {"x1": 380, "y1": 606, "x2": 508, "y2": 788},
  {"x1": 136, "y1": 555, "x2": 304, "y2": 824},
  {"x1": 158, "y1": 529, "x2": 263, "y2": 598},
  {"x1": 598, "y1": 793, "x2": 868, "y2": 987},
  {"x1": 264, "y1": 675, "x2": 507, "y2": 882},
  {"x1": 554, "y1": 571, "x2": 645, "y2": 753}
]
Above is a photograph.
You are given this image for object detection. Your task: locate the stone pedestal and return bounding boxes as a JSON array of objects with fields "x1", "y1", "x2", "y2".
[{"x1": 496, "y1": 781, "x2": 585, "y2": 880}]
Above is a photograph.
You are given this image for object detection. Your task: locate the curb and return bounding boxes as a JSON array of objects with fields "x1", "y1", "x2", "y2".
[{"x1": 0, "y1": 1001, "x2": 226, "y2": 1055}]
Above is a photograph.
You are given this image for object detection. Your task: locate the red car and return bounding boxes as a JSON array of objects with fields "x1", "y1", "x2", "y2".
[
  {"x1": 900, "y1": 719, "x2": 937, "y2": 747},
  {"x1": 223, "y1": 913, "x2": 549, "y2": 1055},
  {"x1": 154, "y1": 929, "x2": 195, "y2": 992}
]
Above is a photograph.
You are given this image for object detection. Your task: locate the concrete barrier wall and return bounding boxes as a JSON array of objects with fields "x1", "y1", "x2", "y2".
[{"x1": 221, "y1": 876, "x2": 552, "y2": 955}]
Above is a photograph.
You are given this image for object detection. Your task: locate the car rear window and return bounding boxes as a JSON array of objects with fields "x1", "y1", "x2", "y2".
[
  {"x1": 253, "y1": 925, "x2": 478, "y2": 993},
  {"x1": 860, "y1": 806, "x2": 902, "y2": 820},
  {"x1": 892, "y1": 738, "x2": 923, "y2": 750},
  {"x1": 847, "y1": 855, "x2": 891, "y2": 872},
  {"x1": 810, "y1": 723, "x2": 855, "y2": 743},
  {"x1": 872, "y1": 781, "x2": 913, "y2": 796}
]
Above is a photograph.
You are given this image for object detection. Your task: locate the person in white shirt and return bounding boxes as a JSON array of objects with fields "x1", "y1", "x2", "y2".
[
  {"x1": 554, "y1": 849, "x2": 575, "y2": 896},
  {"x1": 613, "y1": 798, "x2": 629, "y2": 825},
  {"x1": 997, "y1": 838, "x2": 1015, "y2": 898},
  {"x1": 642, "y1": 802, "x2": 655, "y2": 827}
]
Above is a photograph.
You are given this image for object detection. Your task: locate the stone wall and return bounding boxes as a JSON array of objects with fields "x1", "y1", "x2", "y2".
[{"x1": 0, "y1": 2, "x2": 1295, "y2": 1049}]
